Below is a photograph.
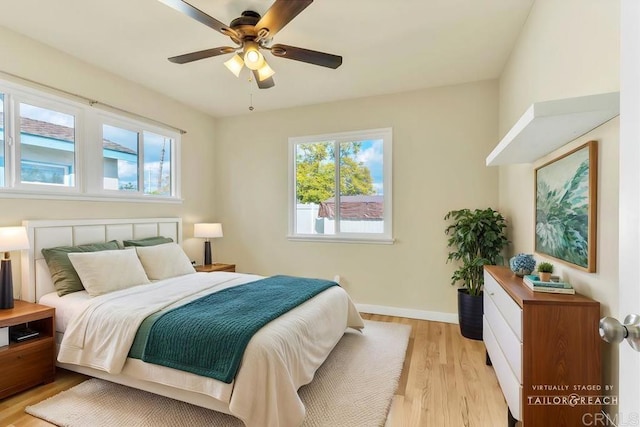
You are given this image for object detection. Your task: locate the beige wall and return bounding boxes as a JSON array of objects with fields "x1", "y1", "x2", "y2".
[
  {"x1": 499, "y1": 0, "x2": 620, "y2": 136},
  {"x1": 0, "y1": 26, "x2": 219, "y2": 294},
  {"x1": 214, "y1": 80, "x2": 500, "y2": 318},
  {"x1": 497, "y1": 0, "x2": 620, "y2": 391}
]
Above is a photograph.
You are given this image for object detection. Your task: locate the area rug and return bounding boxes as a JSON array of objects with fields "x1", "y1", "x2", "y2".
[{"x1": 26, "y1": 320, "x2": 410, "y2": 427}]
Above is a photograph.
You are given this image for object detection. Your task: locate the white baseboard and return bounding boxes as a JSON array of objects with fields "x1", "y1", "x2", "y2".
[{"x1": 356, "y1": 303, "x2": 459, "y2": 324}]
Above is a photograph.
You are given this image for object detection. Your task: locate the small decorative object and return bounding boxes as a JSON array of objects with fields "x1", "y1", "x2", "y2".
[
  {"x1": 194, "y1": 223, "x2": 223, "y2": 265},
  {"x1": 509, "y1": 253, "x2": 536, "y2": 277},
  {"x1": 535, "y1": 141, "x2": 597, "y2": 272},
  {"x1": 537, "y1": 262, "x2": 554, "y2": 282}
]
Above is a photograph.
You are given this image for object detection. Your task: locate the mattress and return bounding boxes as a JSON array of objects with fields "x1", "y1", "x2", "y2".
[{"x1": 40, "y1": 290, "x2": 91, "y2": 333}]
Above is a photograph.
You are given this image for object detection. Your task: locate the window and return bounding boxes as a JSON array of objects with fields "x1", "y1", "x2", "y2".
[
  {"x1": 289, "y1": 128, "x2": 393, "y2": 243},
  {"x1": 0, "y1": 79, "x2": 180, "y2": 201},
  {"x1": 101, "y1": 124, "x2": 175, "y2": 196},
  {"x1": 19, "y1": 102, "x2": 76, "y2": 187},
  {"x1": 143, "y1": 131, "x2": 172, "y2": 197},
  {"x1": 102, "y1": 124, "x2": 139, "y2": 191}
]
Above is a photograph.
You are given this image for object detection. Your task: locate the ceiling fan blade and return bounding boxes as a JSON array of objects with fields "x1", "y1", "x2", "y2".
[
  {"x1": 255, "y1": 0, "x2": 313, "y2": 39},
  {"x1": 168, "y1": 47, "x2": 236, "y2": 64},
  {"x1": 270, "y1": 44, "x2": 342, "y2": 69},
  {"x1": 252, "y1": 71, "x2": 275, "y2": 89},
  {"x1": 158, "y1": 0, "x2": 239, "y2": 39}
]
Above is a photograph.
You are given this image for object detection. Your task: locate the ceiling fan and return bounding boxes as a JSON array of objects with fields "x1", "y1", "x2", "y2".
[{"x1": 159, "y1": 0, "x2": 343, "y2": 89}]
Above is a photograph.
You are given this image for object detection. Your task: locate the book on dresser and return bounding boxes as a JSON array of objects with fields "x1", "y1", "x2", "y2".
[{"x1": 523, "y1": 274, "x2": 575, "y2": 294}]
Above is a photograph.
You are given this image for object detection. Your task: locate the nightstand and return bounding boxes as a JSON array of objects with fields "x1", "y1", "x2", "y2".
[
  {"x1": 195, "y1": 263, "x2": 236, "y2": 273},
  {"x1": 0, "y1": 300, "x2": 56, "y2": 399}
]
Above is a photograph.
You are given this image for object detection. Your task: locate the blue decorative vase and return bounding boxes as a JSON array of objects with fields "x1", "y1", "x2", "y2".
[{"x1": 509, "y1": 253, "x2": 536, "y2": 277}]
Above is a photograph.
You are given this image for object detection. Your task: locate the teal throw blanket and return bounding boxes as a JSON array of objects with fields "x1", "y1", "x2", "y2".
[{"x1": 139, "y1": 275, "x2": 338, "y2": 383}]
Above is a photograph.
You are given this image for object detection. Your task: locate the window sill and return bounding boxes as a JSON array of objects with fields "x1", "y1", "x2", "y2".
[
  {"x1": 287, "y1": 235, "x2": 394, "y2": 245},
  {"x1": 0, "y1": 189, "x2": 183, "y2": 204}
]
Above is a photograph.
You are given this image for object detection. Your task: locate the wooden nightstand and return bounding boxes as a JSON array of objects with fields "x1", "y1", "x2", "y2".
[
  {"x1": 195, "y1": 263, "x2": 236, "y2": 273},
  {"x1": 0, "y1": 300, "x2": 56, "y2": 399}
]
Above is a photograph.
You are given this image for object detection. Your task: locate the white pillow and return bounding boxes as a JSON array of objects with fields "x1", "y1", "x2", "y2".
[
  {"x1": 68, "y1": 249, "x2": 150, "y2": 297},
  {"x1": 135, "y1": 242, "x2": 196, "y2": 281}
]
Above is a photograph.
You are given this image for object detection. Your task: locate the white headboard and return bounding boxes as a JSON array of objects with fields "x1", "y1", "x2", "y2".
[{"x1": 21, "y1": 218, "x2": 183, "y2": 303}]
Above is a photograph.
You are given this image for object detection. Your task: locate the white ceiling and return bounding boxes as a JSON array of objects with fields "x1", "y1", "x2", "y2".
[{"x1": 0, "y1": 0, "x2": 534, "y2": 118}]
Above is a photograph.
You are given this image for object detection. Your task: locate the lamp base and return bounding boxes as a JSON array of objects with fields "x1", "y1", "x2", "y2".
[
  {"x1": 204, "y1": 241, "x2": 212, "y2": 265},
  {"x1": 0, "y1": 259, "x2": 14, "y2": 309}
]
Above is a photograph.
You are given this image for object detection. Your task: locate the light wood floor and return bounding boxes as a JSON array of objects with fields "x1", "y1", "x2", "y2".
[{"x1": 0, "y1": 315, "x2": 509, "y2": 427}]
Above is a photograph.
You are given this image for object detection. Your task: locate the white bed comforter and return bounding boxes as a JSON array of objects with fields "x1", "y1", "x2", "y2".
[{"x1": 57, "y1": 272, "x2": 364, "y2": 427}]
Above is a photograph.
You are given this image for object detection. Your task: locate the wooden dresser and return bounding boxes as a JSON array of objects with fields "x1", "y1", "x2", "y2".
[{"x1": 483, "y1": 266, "x2": 601, "y2": 427}]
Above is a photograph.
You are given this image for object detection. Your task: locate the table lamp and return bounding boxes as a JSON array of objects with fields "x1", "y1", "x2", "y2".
[
  {"x1": 0, "y1": 226, "x2": 30, "y2": 309},
  {"x1": 194, "y1": 223, "x2": 223, "y2": 265}
]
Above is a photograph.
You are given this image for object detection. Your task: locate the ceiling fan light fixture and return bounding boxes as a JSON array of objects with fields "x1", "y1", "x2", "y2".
[
  {"x1": 243, "y1": 41, "x2": 264, "y2": 70},
  {"x1": 256, "y1": 61, "x2": 276, "y2": 81},
  {"x1": 162, "y1": 0, "x2": 342, "y2": 89},
  {"x1": 224, "y1": 54, "x2": 244, "y2": 77}
]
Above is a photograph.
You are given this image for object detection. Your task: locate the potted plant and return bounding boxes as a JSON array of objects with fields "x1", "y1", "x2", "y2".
[
  {"x1": 445, "y1": 208, "x2": 509, "y2": 340},
  {"x1": 537, "y1": 262, "x2": 554, "y2": 282}
]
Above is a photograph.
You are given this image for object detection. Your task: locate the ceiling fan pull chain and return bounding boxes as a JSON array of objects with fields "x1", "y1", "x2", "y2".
[{"x1": 249, "y1": 93, "x2": 254, "y2": 111}]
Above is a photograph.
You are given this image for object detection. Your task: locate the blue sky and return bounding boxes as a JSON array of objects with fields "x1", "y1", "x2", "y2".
[
  {"x1": 355, "y1": 139, "x2": 384, "y2": 194},
  {"x1": 21, "y1": 103, "x2": 74, "y2": 127}
]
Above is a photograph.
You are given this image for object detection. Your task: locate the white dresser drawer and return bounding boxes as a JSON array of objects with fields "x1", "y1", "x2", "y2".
[
  {"x1": 484, "y1": 317, "x2": 522, "y2": 420},
  {"x1": 484, "y1": 294, "x2": 523, "y2": 383},
  {"x1": 484, "y1": 270, "x2": 522, "y2": 341}
]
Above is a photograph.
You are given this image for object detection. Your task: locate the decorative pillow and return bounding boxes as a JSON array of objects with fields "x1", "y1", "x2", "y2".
[
  {"x1": 68, "y1": 249, "x2": 150, "y2": 297},
  {"x1": 41, "y1": 240, "x2": 122, "y2": 297},
  {"x1": 135, "y1": 242, "x2": 196, "y2": 281},
  {"x1": 123, "y1": 236, "x2": 174, "y2": 247}
]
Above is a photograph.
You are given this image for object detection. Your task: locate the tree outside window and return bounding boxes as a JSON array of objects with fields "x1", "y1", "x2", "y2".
[{"x1": 290, "y1": 128, "x2": 392, "y2": 242}]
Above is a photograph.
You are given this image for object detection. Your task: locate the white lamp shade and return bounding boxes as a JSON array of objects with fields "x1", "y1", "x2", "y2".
[
  {"x1": 0, "y1": 226, "x2": 30, "y2": 252},
  {"x1": 256, "y1": 61, "x2": 275, "y2": 81},
  {"x1": 224, "y1": 54, "x2": 244, "y2": 77},
  {"x1": 194, "y1": 223, "x2": 223, "y2": 239}
]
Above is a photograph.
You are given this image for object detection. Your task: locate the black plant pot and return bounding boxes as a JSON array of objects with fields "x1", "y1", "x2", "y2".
[{"x1": 457, "y1": 288, "x2": 483, "y2": 340}]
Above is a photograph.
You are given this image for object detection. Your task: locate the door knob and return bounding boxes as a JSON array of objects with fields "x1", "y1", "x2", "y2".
[{"x1": 599, "y1": 314, "x2": 640, "y2": 352}]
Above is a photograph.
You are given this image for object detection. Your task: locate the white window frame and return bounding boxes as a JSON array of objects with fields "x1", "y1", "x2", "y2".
[
  {"x1": 96, "y1": 116, "x2": 142, "y2": 195},
  {"x1": 93, "y1": 114, "x2": 179, "y2": 199},
  {"x1": 0, "y1": 79, "x2": 181, "y2": 203},
  {"x1": 11, "y1": 91, "x2": 83, "y2": 194},
  {"x1": 288, "y1": 127, "x2": 393, "y2": 244}
]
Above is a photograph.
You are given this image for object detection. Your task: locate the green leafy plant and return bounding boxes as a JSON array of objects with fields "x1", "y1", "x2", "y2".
[
  {"x1": 295, "y1": 142, "x2": 375, "y2": 204},
  {"x1": 537, "y1": 262, "x2": 554, "y2": 273},
  {"x1": 445, "y1": 208, "x2": 509, "y2": 296}
]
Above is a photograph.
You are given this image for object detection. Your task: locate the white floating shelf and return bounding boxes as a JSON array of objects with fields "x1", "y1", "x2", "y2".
[{"x1": 486, "y1": 92, "x2": 620, "y2": 166}]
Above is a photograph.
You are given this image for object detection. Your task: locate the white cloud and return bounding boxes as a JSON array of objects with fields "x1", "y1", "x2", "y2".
[
  {"x1": 356, "y1": 142, "x2": 383, "y2": 168},
  {"x1": 117, "y1": 160, "x2": 138, "y2": 182}
]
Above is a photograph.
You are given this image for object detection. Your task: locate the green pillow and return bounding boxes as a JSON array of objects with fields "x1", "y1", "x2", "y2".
[
  {"x1": 122, "y1": 236, "x2": 174, "y2": 247},
  {"x1": 42, "y1": 240, "x2": 122, "y2": 296}
]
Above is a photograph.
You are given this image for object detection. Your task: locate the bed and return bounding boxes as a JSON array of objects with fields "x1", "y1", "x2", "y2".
[{"x1": 21, "y1": 218, "x2": 364, "y2": 427}]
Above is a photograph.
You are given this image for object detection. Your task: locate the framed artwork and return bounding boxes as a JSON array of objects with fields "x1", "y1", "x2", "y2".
[{"x1": 534, "y1": 140, "x2": 598, "y2": 272}]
